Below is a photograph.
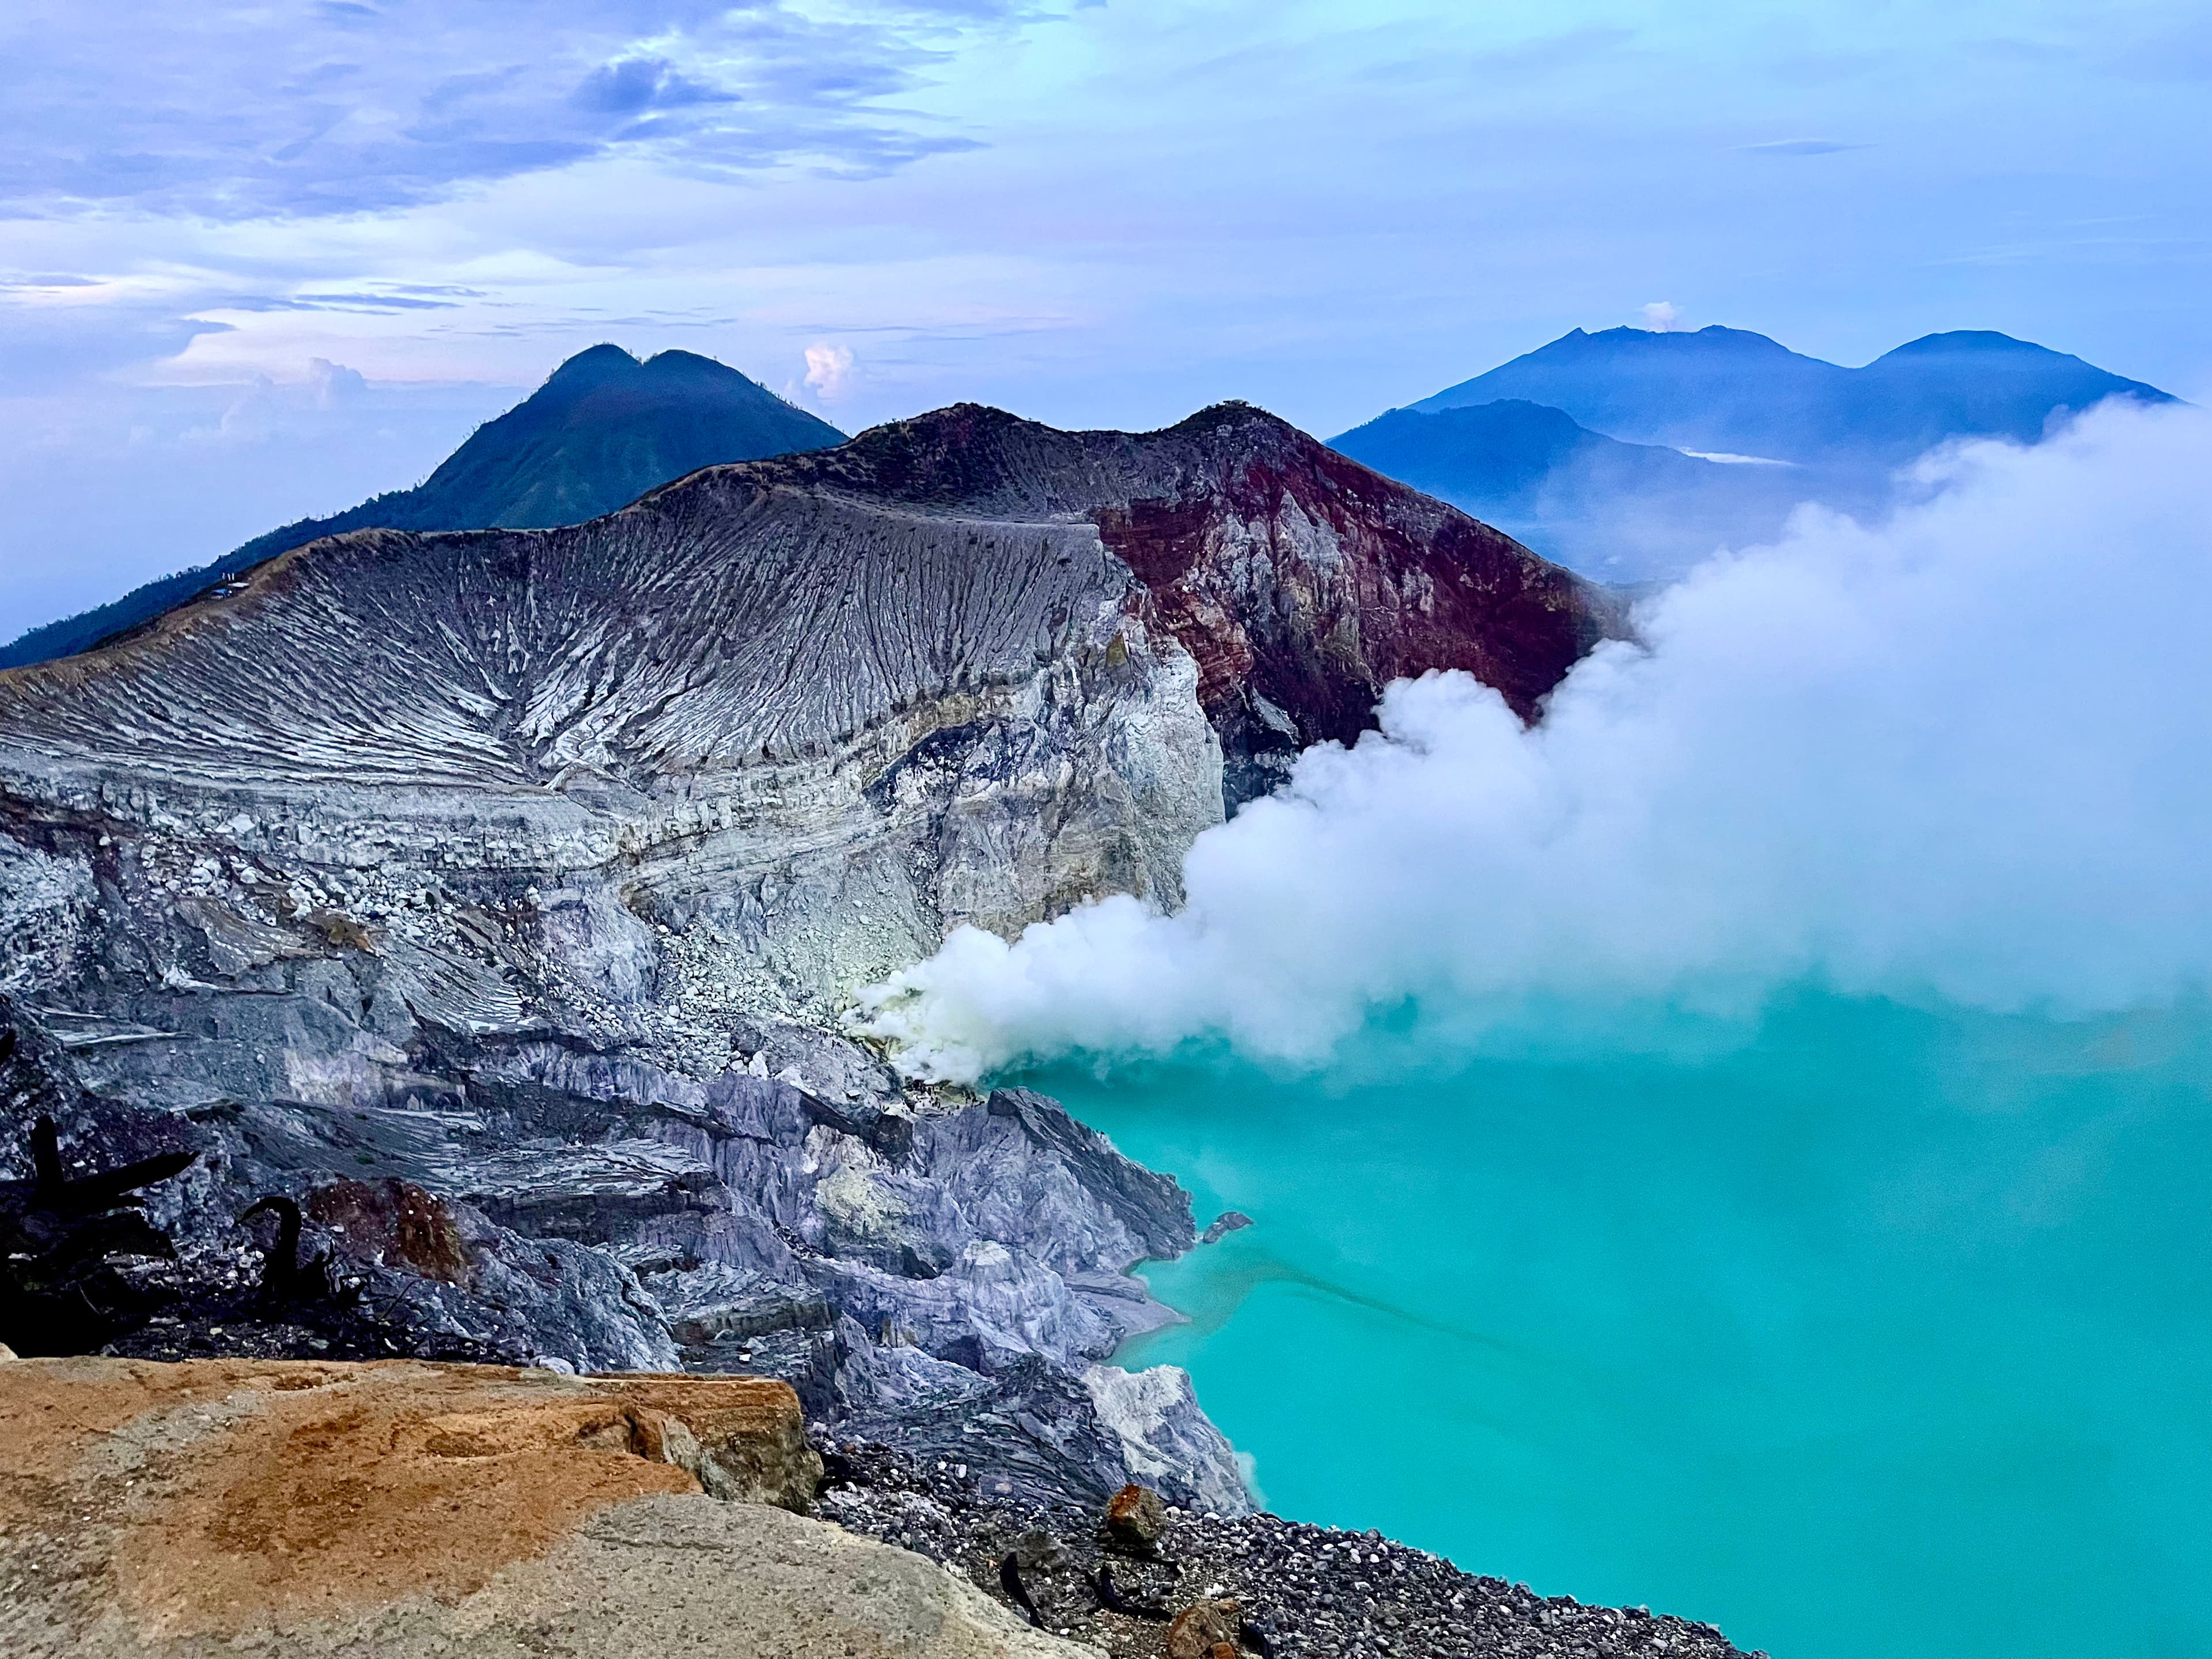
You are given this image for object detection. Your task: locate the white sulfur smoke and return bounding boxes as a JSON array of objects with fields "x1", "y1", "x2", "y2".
[{"x1": 860, "y1": 400, "x2": 2212, "y2": 1081}]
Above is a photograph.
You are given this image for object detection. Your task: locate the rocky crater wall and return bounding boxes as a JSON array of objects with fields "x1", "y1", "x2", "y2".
[{"x1": 0, "y1": 399, "x2": 1620, "y2": 1530}]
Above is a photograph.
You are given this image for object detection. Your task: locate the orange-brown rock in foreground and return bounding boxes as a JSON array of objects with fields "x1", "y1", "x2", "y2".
[
  {"x1": 1104, "y1": 1482, "x2": 1168, "y2": 1551},
  {"x1": 1165, "y1": 1597, "x2": 1241, "y2": 1659},
  {"x1": 0, "y1": 1355, "x2": 1079, "y2": 1659}
]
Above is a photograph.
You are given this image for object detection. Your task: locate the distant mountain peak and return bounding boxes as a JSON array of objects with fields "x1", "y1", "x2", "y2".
[
  {"x1": 1883, "y1": 329, "x2": 2036, "y2": 356},
  {"x1": 0, "y1": 345, "x2": 846, "y2": 670},
  {"x1": 516, "y1": 341, "x2": 807, "y2": 410},
  {"x1": 543, "y1": 342, "x2": 642, "y2": 385},
  {"x1": 1410, "y1": 323, "x2": 2170, "y2": 463},
  {"x1": 1529, "y1": 323, "x2": 1812, "y2": 359},
  {"x1": 1870, "y1": 330, "x2": 2153, "y2": 378},
  {"x1": 1334, "y1": 323, "x2": 2175, "y2": 585}
]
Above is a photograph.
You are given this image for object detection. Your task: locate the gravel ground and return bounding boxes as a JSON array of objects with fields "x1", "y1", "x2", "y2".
[{"x1": 810, "y1": 1435, "x2": 1760, "y2": 1659}]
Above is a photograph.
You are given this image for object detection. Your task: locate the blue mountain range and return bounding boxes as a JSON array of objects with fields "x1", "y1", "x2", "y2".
[
  {"x1": 1333, "y1": 327, "x2": 2174, "y2": 580},
  {"x1": 6, "y1": 325, "x2": 2178, "y2": 663}
]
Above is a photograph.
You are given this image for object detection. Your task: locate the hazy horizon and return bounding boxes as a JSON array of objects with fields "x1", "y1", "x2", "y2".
[{"x1": 5, "y1": 1, "x2": 2210, "y2": 638}]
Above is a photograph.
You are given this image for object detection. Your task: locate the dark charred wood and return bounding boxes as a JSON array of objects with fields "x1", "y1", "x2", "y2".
[
  {"x1": 237, "y1": 1194, "x2": 350, "y2": 1308},
  {"x1": 1, "y1": 1116, "x2": 196, "y2": 1356},
  {"x1": 31, "y1": 1113, "x2": 62, "y2": 1191},
  {"x1": 998, "y1": 1554, "x2": 1046, "y2": 1628},
  {"x1": 1093, "y1": 1562, "x2": 1172, "y2": 1619}
]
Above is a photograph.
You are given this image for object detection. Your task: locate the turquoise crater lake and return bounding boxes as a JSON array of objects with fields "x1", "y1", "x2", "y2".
[{"x1": 1020, "y1": 992, "x2": 2212, "y2": 1659}]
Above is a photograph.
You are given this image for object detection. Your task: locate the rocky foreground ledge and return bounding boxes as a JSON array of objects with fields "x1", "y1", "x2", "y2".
[
  {"x1": 822, "y1": 1437, "x2": 1756, "y2": 1659},
  {"x1": 0, "y1": 1354, "x2": 1067, "y2": 1659},
  {"x1": 2, "y1": 1354, "x2": 1756, "y2": 1659}
]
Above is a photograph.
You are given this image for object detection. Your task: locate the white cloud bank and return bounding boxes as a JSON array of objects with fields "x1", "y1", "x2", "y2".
[{"x1": 861, "y1": 400, "x2": 2212, "y2": 1081}]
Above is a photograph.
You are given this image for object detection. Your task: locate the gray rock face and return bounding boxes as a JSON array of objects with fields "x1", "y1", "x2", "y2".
[
  {"x1": 0, "y1": 399, "x2": 1617, "y2": 1517},
  {"x1": 0, "y1": 998, "x2": 1244, "y2": 1508}
]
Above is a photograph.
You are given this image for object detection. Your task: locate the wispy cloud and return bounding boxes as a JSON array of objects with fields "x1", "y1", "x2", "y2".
[
  {"x1": 0, "y1": 272, "x2": 102, "y2": 291},
  {"x1": 1740, "y1": 138, "x2": 1871, "y2": 156},
  {"x1": 0, "y1": 1, "x2": 1025, "y2": 221},
  {"x1": 226, "y1": 290, "x2": 478, "y2": 313}
]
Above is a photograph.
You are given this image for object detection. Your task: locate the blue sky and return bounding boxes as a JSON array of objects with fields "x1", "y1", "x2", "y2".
[{"x1": 3, "y1": 0, "x2": 2208, "y2": 638}]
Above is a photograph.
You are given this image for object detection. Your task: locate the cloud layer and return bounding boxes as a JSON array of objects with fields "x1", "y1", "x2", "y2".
[
  {"x1": 0, "y1": 0, "x2": 1014, "y2": 219},
  {"x1": 4, "y1": 2, "x2": 2208, "y2": 644},
  {"x1": 863, "y1": 400, "x2": 2212, "y2": 1080}
]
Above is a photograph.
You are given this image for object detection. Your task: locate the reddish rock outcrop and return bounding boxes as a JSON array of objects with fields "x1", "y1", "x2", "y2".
[
  {"x1": 1104, "y1": 1480, "x2": 1169, "y2": 1550},
  {"x1": 305, "y1": 1178, "x2": 475, "y2": 1285},
  {"x1": 734, "y1": 400, "x2": 1626, "y2": 802}
]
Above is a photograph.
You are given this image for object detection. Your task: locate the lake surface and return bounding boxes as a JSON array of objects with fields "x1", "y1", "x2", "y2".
[{"x1": 1018, "y1": 992, "x2": 2212, "y2": 1659}]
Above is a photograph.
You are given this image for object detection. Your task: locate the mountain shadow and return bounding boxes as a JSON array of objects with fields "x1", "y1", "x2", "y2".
[{"x1": 1328, "y1": 399, "x2": 1878, "y2": 582}]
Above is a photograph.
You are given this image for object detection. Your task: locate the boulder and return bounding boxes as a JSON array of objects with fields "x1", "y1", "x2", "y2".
[
  {"x1": 1166, "y1": 1596, "x2": 1243, "y2": 1659},
  {"x1": 1200, "y1": 1211, "x2": 1253, "y2": 1246},
  {"x1": 1104, "y1": 1480, "x2": 1169, "y2": 1550},
  {"x1": 0, "y1": 1355, "x2": 1077, "y2": 1658}
]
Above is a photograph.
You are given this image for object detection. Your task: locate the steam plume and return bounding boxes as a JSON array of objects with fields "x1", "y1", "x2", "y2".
[{"x1": 862, "y1": 401, "x2": 2212, "y2": 1082}]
